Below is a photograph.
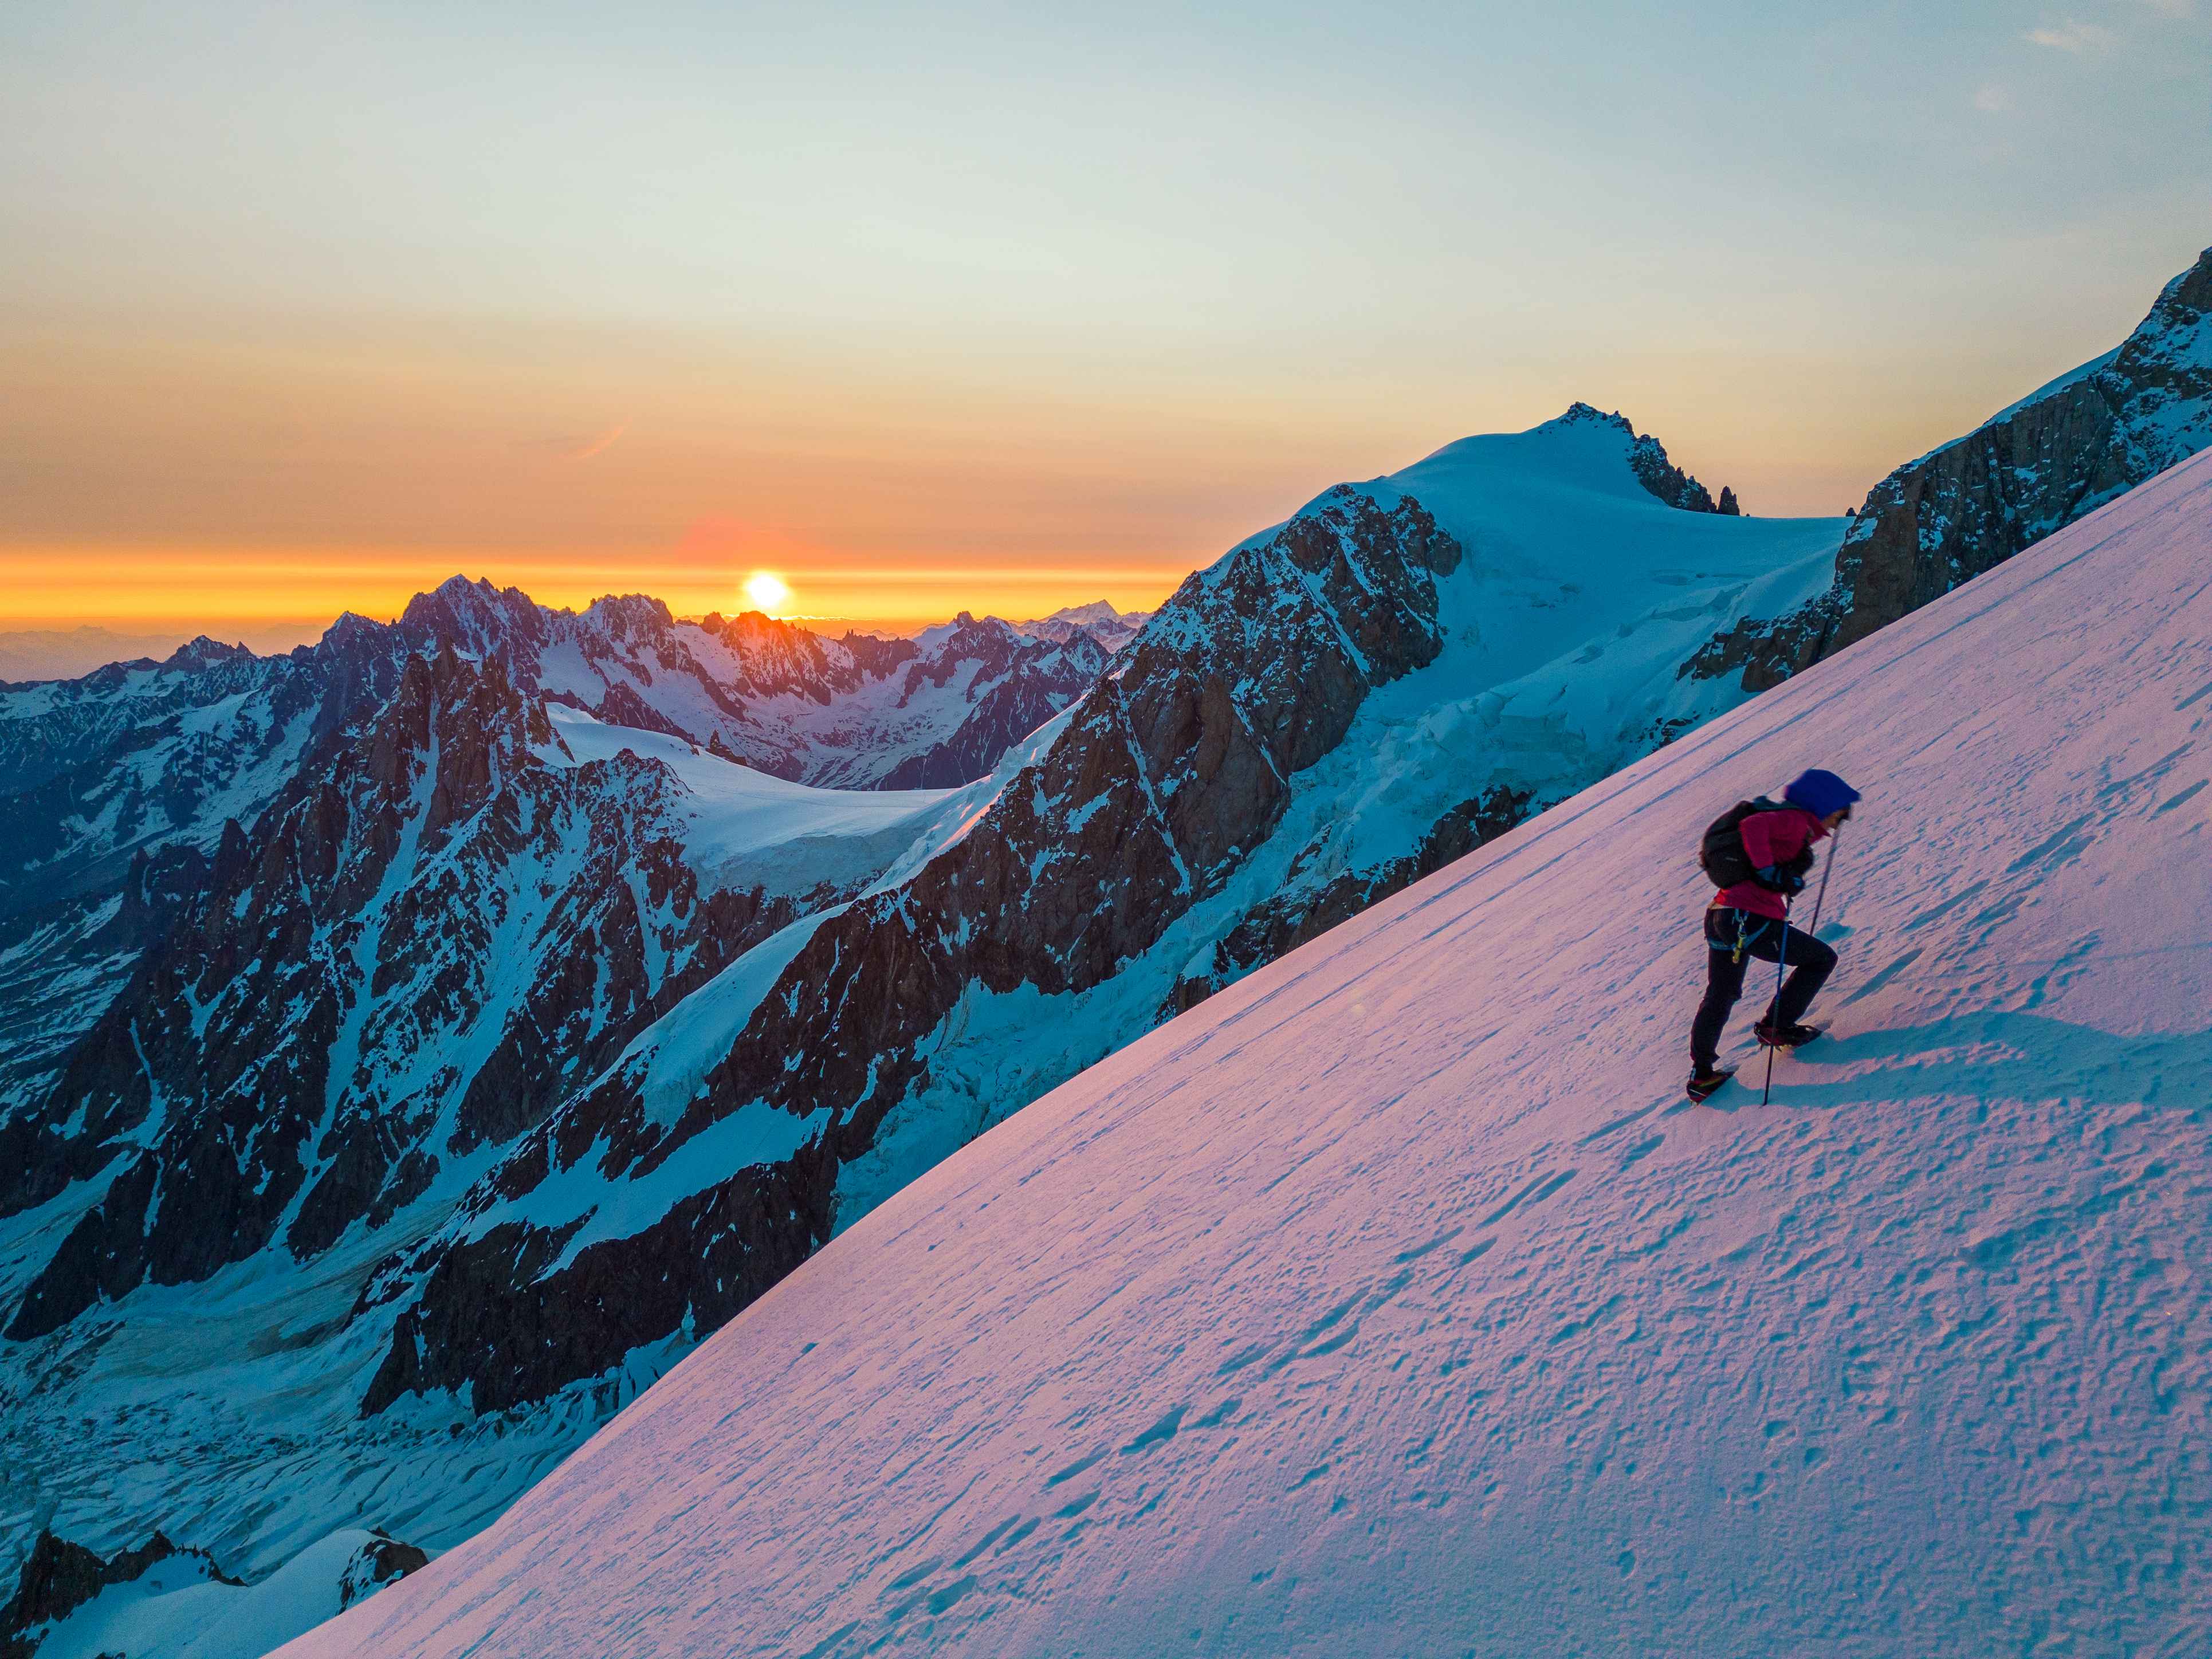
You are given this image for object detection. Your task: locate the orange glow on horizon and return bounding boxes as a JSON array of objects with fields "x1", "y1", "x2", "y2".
[{"x1": 0, "y1": 544, "x2": 1189, "y2": 638}]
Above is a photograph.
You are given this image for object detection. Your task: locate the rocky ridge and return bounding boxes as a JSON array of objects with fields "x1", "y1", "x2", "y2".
[{"x1": 1688, "y1": 245, "x2": 2212, "y2": 690}]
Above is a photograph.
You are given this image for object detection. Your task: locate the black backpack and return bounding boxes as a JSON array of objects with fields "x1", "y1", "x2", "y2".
[{"x1": 1698, "y1": 798, "x2": 1778, "y2": 889}]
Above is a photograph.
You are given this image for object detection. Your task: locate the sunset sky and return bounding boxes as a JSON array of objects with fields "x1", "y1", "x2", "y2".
[{"x1": 3, "y1": 1, "x2": 2207, "y2": 641}]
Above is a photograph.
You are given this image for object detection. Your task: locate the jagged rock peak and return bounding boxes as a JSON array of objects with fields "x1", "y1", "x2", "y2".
[
  {"x1": 578, "y1": 592, "x2": 677, "y2": 634},
  {"x1": 1684, "y1": 244, "x2": 2212, "y2": 694},
  {"x1": 399, "y1": 575, "x2": 545, "y2": 647},
  {"x1": 1542, "y1": 403, "x2": 1736, "y2": 514},
  {"x1": 935, "y1": 611, "x2": 1024, "y2": 646},
  {"x1": 313, "y1": 611, "x2": 391, "y2": 652},
  {"x1": 1550, "y1": 400, "x2": 1637, "y2": 434},
  {"x1": 160, "y1": 635, "x2": 255, "y2": 671},
  {"x1": 2144, "y1": 243, "x2": 2212, "y2": 328},
  {"x1": 339, "y1": 1535, "x2": 431, "y2": 1611}
]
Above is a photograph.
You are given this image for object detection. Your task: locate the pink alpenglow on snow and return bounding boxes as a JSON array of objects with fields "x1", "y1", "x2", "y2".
[{"x1": 280, "y1": 453, "x2": 2212, "y2": 1653}]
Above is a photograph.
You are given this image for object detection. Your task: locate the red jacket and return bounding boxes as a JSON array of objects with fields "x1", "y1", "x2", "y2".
[{"x1": 1713, "y1": 804, "x2": 1827, "y2": 921}]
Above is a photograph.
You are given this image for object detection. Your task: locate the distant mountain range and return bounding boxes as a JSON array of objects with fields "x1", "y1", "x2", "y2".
[
  {"x1": 3, "y1": 247, "x2": 2207, "y2": 1659},
  {"x1": 0, "y1": 597, "x2": 1135, "y2": 1122},
  {"x1": 0, "y1": 624, "x2": 327, "y2": 685},
  {"x1": 0, "y1": 604, "x2": 1153, "y2": 694}
]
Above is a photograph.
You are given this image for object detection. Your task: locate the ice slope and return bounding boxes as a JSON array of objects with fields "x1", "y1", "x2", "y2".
[{"x1": 288, "y1": 450, "x2": 2212, "y2": 1657}]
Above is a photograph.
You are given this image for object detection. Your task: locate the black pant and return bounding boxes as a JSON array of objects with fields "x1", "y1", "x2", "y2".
[{"x1": 1690, "y1": 907, "x2": 1837, "y2": 1072}]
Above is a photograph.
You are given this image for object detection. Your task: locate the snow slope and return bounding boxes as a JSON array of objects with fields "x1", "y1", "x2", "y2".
[{"x1": 287, "y1": 449, "x2": 2212, "y2": 1656}]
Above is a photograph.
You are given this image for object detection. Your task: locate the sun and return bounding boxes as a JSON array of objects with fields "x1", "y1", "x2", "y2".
[{"x1": 742, "y1": 570, "x2": 791, "y2": 615}]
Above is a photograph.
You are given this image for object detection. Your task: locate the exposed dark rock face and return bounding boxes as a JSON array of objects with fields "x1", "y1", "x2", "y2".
[
  {"x1": 2, "y1": 648, "x2": 797, "y2": 1339},
  {"x1": 1688, "y1": 246, "x2": 2212, "y2": 693},
  {"x1": 360, "y1": 1150, "x2": 835, "y2": 1415},
  {"x1": 0, "y1": 839, "x2": 211, "y2": 1108},
  {"x1": 588, "y1": 681, "x2": 697, "y2": 740},
  {"x1": 337, "y1": 1534, "x2": 429, "y2": 1611},
  {"x1": 1717, "y1": 485, "x2": 1742, "y2": 517},
  {"x1": 359, "y1": 485, "x2": 1464, "y2": 1412}
]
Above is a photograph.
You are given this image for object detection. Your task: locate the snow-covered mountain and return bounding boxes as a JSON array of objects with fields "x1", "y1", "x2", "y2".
[
  {"x1": 0, "y1": 646, "x2": 968, "y2": 1345},
  {"x1": 279, "y1": 439, "x2": 2212, "y2": 1659},
  {"x1": 0, "y1": 589, "x2": 1111, "y2": 950},
  {"x1": 1008, "y1": 600, "x2": 1153, "y2": 654},
  {"x1": 1, "y1": 405, "x2": 1834, "y2": 1657},
  {"x1": 0, "y1": 595, "x2": 1110, "y2": 1119},
  {"x1": 0, "y1": 627, "x2": 314, "y2": 686},
  {"x1": 0, "y1": 624, "x2": 414, "y2": 1112},
  {"x1": 1690, "y1": 243, "x2": 2212, "y2": 690}
]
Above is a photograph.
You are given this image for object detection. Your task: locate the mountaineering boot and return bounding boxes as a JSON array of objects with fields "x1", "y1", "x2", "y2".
[
  {"x1": 1687, "y1": 1067, "x2": 1735, "y2": 1102},
  {"x1": 1754, "y1": 1020, "x2": 1822, "y2": 1049}
]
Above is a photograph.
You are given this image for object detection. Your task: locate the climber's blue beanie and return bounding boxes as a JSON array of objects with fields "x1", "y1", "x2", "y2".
[{"x1": 1784, "y1": 768, "x2": 1861, "y2": 819}]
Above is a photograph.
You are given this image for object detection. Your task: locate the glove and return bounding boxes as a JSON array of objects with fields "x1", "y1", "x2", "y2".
[{"x1": 1754, "y1": 864, "x2": 1808, "y2": 895}]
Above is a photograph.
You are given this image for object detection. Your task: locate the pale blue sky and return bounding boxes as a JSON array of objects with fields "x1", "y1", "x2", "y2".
[{"x1": 2, "y1": 1, "x2": 2207, "y2": 627}]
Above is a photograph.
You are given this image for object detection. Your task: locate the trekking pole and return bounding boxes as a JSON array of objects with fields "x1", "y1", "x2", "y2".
[
  {"x1": 1803, "y1": 819, "x2": 1841, "y2": 939},
  {"x1": 1761, "y1": 918, "x2": 1789, "y2": 1106},
  {"x1": 1762, "y1": 820, "x2": 1843, "y2": 1107}
]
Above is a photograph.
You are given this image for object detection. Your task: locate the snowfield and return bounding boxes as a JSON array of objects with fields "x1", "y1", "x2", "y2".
[
  {"x1": 543, "y1": 705, "x2": 959, "y2": 895},
  {"x1": 276, "y1": 452, "x2": 2212, "y2": 1653}
]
